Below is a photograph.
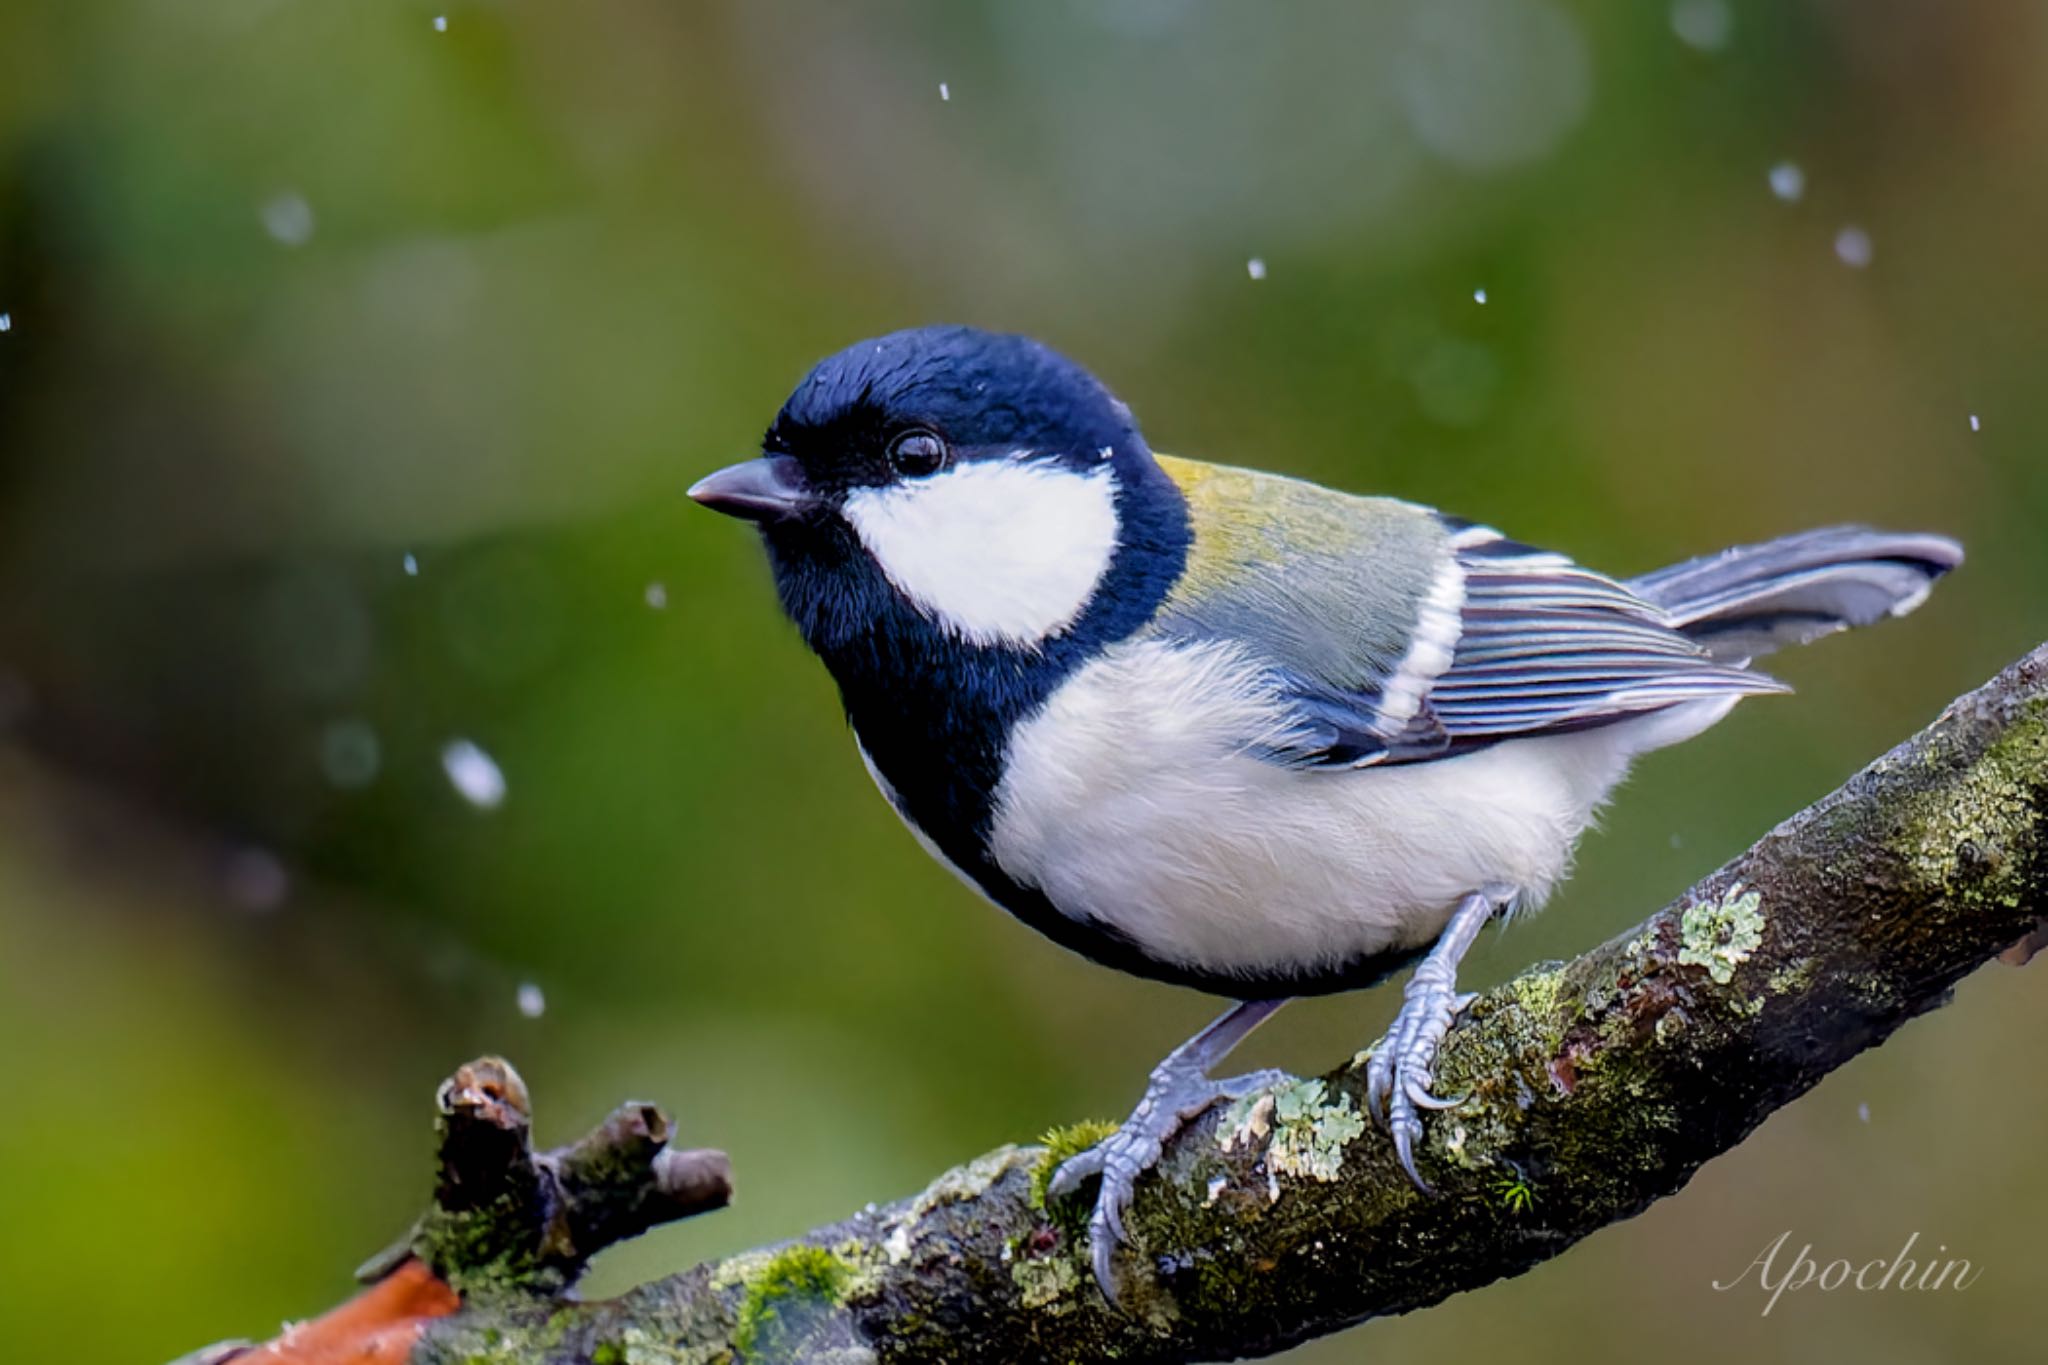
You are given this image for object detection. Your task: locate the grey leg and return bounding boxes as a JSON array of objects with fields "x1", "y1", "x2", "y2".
[
  {"x1": 1365, "y1": 887, "x2": 1511, "y2": 1191},
  {"x1": 1046, "y1": 997, "x2": 1290, "y2": 1301}
]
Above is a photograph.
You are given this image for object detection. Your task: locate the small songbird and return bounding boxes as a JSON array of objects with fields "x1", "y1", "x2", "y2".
[{"x1": 691, "y1": 325, "x2": 1961, "y2": 1296}]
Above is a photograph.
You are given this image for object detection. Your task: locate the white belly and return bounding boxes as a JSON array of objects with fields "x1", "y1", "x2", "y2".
[{"x1": 987, "y1": 638, "x2": 1732, "y2": 982}]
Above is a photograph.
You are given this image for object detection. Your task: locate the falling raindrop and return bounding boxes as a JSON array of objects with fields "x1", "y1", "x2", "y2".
[
  {"x1": 433, "y1": 15, "x2": 448, "y2": 33},
  {"x1": 1857, "y1": 1101, "x2": 1871, "y2": 1124},
  {"x1": 260, "y1": 193, "x2": 316, "y2": 247},
  {"x1": 442, "y1": 738, "x2": 507, "y2": 810},
  {"x1": 644, "y1": 582, "x2": 668, "y2": 609},
  {"x1": 1246, "y1": 257, "x2": 1267, "y2": 281},
  {"x1": 1670, "y1": 0, "x2": 1733, "y2": 53},
  {"x1": 1969, "y1": 413, "x2": 1982, "y2": 432},
  {"x1": 517, "y1": 982, "x2": 547, "y2": 1019},
  {"x1": 1473, "y1": 287, "x2": 1488, "y2": 305},
  {"x1": 939, "y1": 82, "x2": 950, "y2": 101},
  {"x1": 402, "y1": 552, "x2": 419, "y2": 577},
  {"x1": 1767, "y1": 161, "x2": 1805, "y2": 203},
  {"x1": 225, "y1": 847, "x2": 290, "y2": 913},
  {"x1": 320, "y1": 719, "x2": 382, "y2": 789},
  {"x1": 1834, "y1": 226, "x2": 1873, "y2": 269},
  {"x1": 0, "y1": 313, "x2": 12, "y2": 332}
]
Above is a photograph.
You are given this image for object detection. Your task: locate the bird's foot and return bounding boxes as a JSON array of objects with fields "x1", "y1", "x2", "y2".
[
  {"x1": 1047, "y1": 1060, "x2": 1288, "y2": 1303},
  {"x1": 1363, "y1": 887, "x2": 1509, "y2": 1191},
  {"x1": 1363, "y1": 971, "x2": 1476, "y2": 1191}
]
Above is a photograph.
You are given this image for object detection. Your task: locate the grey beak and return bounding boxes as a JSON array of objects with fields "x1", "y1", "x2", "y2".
[{"x1": 689, "y1": 455, "x2": 811, "y2": 522}]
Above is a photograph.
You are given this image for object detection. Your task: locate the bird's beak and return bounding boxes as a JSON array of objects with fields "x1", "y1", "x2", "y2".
[{"x1": 688, "y1": 455, "x2": 812, "y2": 523}]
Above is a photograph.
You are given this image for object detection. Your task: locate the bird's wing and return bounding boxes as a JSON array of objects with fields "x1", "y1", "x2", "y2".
[{"x1": 1147, "y1": 456, "x2": 1786, "y2": 768}]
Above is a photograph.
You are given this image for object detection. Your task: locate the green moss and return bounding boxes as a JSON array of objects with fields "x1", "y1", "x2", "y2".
[
  {"x1": 415, "y1": 1196, "x2": 556, "y2": 1298},
  {"x1": 1492, "y1": 1171, "x2": 1536, "y2": 1214},
  {"x1": 1027, "y1": 1119, "x2": 1120, "y2": 1213},
  {"x1": 1678, "y1": 883, "x2": 1765, "y2": 985},
  {"x1": 1500, "y1": 963, "x2": 1568, "y2": 1020},
  {"x1": 732, "y1": 1244, "x2": 854, "y2": 1358},
  {"x1": 1897, "y1": 701, "x2": 2048, "y2": 894}
]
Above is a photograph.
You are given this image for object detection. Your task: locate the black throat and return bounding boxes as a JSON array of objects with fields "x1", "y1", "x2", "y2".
[{"x1": 762, "y1": 456, "x2": 1189, "y2": 890}]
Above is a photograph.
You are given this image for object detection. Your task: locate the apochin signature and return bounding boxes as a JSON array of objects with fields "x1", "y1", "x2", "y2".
[{"x1": 1715, "y1": 1231, "x2": 1982, "y2": 1315}]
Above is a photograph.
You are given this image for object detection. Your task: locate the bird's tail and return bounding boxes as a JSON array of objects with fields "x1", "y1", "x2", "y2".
[{"x1": 1628, "y1": 526, "x2": 1963, "y2": 663}]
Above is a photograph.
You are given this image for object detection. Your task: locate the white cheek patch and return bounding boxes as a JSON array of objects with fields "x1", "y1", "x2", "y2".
[{"x1": 840, "y1": 457, "x2": 1121, "y2": 648}]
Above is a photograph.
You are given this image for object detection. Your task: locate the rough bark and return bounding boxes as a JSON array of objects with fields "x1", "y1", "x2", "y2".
[{"x1": 191, "y1": 645, "x2": 2048, "y2": 1365}]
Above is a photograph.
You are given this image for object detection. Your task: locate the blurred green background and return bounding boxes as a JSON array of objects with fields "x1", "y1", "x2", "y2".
[{"x1": 2, "y1": 2, "x2": 2044, "y2": 1362}]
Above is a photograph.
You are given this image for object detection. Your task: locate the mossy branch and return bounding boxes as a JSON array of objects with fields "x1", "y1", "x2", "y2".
[{"x1": 196, "y1": 646, "x2": 2048, "y2": 1365}]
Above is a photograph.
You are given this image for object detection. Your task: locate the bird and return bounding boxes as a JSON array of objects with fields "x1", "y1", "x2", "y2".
[{"x1": 690, "y1": 324, "x2": 1961, "y2": 1299}]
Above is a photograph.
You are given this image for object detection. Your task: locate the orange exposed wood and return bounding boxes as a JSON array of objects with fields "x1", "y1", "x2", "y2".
[{"x1": 229, "y1": 1258, "x2": 458, "y2": 1365}]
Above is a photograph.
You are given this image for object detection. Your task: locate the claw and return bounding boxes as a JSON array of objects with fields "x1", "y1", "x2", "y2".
[
  {"x1": 1406, "y1": 1080, "x2": 1467, "y2": 1111},
  {"x1": 1039, "y1": 1001, "x2": 1293, "y2": 1307},
  {"x1": 1363, "y1": 1046, "x2": 1392, "y2": 1125},
  {"x1": 1390, "y1": 1118, "x2": 1433, "y2": 1194},
  {"x1": 1359, "y1": 889, "x2": 1506, "y2": 1193},
  {"x1": 1089, "y1": 1204, "x2": 1119, "y2": 1298}
]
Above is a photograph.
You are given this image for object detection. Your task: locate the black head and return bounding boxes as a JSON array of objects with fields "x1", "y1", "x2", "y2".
[
  {"x1": 693, "y1": 326, "x2": 1143, "y2": 519},
  {"x1": 775, "y1": 325, "x2": 1146, "y2": 490},
  {"x1": 691, "y1": 326, "x2": 1186, "y2": 657}
]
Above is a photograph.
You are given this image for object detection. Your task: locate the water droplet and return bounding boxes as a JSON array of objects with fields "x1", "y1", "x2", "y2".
[
  {"x1": 260, "y1": 192, "x2": 316, "y2": 247},
  {"x1": 1246, "y1": 257, "x2": 1267, "y2": 281},
  {"x1": 517, "y1": 982, "x2": 547, "y2": 1018},
  {"x1": 320, "y1": 719, "x2": 382, "y2": 789},
  {"x1": 1834, "y1": 226, "x2": 1873, "y2": 269},
  {"x1": 0, "y1": 313, "x2": 11, "y2": 332},
  {"x1": 644, "y1": 582, "x2": 668, "y2": 610},
  {"x1": 1670, "y1": 0, "x2": 1733, "y2": 52},
  {"x1": 1767, "y1": 161, "x2": 1805, "y2": 203},
  {"x1": 1969, "y1": 413, "x2": 1981, "y2": 432},
  {"x1": 1473, "y1": 287, "x2": 1488, "y2": 305},
  {"x1": 441, "y1": 738, "x2": 507, "y2": 810},
  {"x1": 1669, "y1": 832, "x2": 1683, "y2": 850},
  {"x1": 938, "y1": 82, "x2": 950, "y2": 101},
  {"x1": 225, "y1": 847, "x2": 290, "y2": 913},
  {"x1": 433, "y1": 15, "x2": 448, "y2": 33},
  {"x1": 402, "y1": 552, "x2": 419, "y2": 577},
  {"x1": 1857, "y1": 1101, "x2": 1871, "y2": 1124}
]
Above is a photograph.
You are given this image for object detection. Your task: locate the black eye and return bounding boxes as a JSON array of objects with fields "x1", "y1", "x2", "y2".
[{"x1": 887, "y1": 428, "x2": 949, "y2": 478}]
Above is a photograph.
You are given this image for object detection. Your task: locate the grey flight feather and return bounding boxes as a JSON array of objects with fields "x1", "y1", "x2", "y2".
[
  {"x1": 1627, "y1": 525, "x2": 1964, "y2": 662},
  {"x1": 1415, "y1": 525, "x2": 1785, "y2": 746}
]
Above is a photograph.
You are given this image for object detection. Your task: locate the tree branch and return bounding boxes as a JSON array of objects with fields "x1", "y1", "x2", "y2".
[{"x1": 191, "y1": 645, "x2": 2048, "y2": 1365}]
